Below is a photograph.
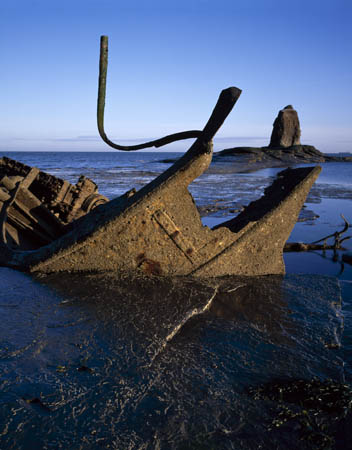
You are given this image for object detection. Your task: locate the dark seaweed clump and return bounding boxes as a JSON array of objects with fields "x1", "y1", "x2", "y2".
[{"x1": 249, "y1": 378, "x2": 352, "y2": 449}]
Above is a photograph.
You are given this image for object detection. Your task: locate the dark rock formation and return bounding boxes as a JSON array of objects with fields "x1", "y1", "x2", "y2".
[
  {"x1": 269, "y1": 105, "x2": 301, "y2": 148},
  {"x1": 214, "y1": 103, "x2": 352, "y2": 168},
  {"x1": 215, "y1": 145, "x2": 352, "y2": 167}
]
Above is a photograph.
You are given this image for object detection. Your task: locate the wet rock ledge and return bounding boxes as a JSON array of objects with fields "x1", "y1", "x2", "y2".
[
  {"x1": 214, "y1": 144, "x2": 352, "y2": 165},
  {"x1": 215, "y1": 104, "x2": 352, "y2": 165}
]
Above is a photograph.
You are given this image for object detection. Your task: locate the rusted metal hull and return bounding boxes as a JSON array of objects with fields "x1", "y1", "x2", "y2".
[
  {"x1": 0, "y1": 43, "x2": 321, "y2": 277},
  {"x1": 0, "y1": 148, "x2": 321, "y2": 276}
]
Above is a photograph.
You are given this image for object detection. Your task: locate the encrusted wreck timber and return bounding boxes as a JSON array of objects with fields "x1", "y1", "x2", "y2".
[{"x1": 0, "y1": 156, "x2": 108, "y2": 251}]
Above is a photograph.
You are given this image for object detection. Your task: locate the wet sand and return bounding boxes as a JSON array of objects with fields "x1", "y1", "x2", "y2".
[{"x1": 0, "y1": 269, "x2": 347, "y2": 449}]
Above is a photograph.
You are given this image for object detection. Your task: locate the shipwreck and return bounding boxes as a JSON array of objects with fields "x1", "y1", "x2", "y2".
[{"x1": 0, "y1": 36, "x2": 321, "y2": 276}]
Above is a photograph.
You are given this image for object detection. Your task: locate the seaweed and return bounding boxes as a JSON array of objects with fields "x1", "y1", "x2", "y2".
[{"x1": 249, "y1": 378, "x2": 352, "y2": 449}]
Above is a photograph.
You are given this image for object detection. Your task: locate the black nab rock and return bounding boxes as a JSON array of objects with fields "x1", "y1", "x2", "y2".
[{"x1": 269, "y1": 105, "x2": 301, "y2": 148}]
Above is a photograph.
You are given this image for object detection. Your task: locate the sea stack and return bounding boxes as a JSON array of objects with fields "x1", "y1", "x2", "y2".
[{"x1": 269, "y1": 105, "x2": 301, "y2": 148}]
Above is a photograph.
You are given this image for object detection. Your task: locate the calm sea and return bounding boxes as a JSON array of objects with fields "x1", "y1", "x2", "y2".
[{"x1": 0, "y1": 151, "x2": 351, "y2": 449}]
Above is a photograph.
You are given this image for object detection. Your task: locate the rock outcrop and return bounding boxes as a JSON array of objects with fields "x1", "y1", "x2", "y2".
[
  {"x1": 212, "y1": 104, "x2": 352, "y2": 169},
  {"x1": 269, "y1": 105, "x2": 301, "y2": 148},
  {"x1": 214, "y1": 145, "x2": 352, "y2": 171}
]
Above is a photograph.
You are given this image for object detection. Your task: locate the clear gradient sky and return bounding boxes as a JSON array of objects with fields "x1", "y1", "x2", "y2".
[{"x1": 1, "y1": 0, "x2": 351, "y2": 153}]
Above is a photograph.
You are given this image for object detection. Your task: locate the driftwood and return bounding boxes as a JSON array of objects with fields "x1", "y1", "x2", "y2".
[{"x1": 284, "y1": 214, "x2": 351, "y2": 252}]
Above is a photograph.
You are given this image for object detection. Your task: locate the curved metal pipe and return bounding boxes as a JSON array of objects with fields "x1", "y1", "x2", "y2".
[{"x1": 97, "y1": 35, "x2": 202, "y2": 151}]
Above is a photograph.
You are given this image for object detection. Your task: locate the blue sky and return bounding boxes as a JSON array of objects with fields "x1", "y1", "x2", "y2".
[{"x1": 1, "y1": 0, "x2": 351, "y2": 152}]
